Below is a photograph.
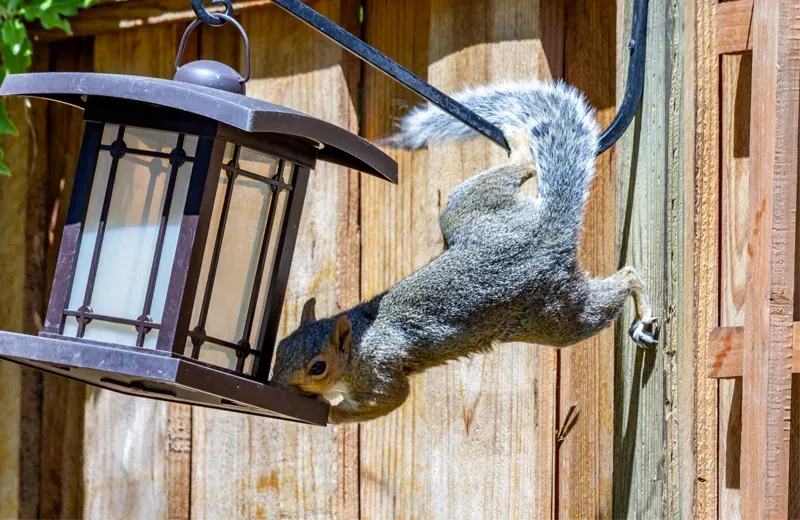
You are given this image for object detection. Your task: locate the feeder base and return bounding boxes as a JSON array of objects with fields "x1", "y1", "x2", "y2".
[{"x1": 0, "y1": 331, "x2": 328, "y2": 426}]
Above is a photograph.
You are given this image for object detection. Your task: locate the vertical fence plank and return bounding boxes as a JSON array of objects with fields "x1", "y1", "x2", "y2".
[
  {"x1": 612, "y1": 0, "x2": 667, "y2": 516},
  {"x1": 664, "y1": 0, "x2": 689, "y2": 516},
  {"x1": 189, "y1": 2, "x2": 361, "y2": 518},
  {"x1": 741, "y1": 0, "x2": 799, "y2": 517},
  {"x1": 0, "y1": 95, "x2": 26, "y2": 518},
  {"x1": 39, "y1": 37, "x2": 94, "y2": 520},
  {"x1": 359, "y1": 0, "x2": 556, "y2": 518},
  {"x1": 717, "y1": 51, "x2": 752, "y2": 520},
  {"x1": 84, "y1": 24, "x2": 196, "y2": 520},
  {"x1": 359, "y1": 1, "x2": 431, "y2": 519},
  {"x1": 558, "y1": 0, "x2": 616, "y2": 517},
  {"x1": 688, "y1": 0, "x2": 720, "y2": 516},
  {"x1": 0, "y1": 45, "x2": 51, "y2": 520}
]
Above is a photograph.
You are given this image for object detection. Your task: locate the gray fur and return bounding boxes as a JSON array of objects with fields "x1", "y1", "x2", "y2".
[{"x1": 273, "y1": 80, "x2": 658, "y2": 424}]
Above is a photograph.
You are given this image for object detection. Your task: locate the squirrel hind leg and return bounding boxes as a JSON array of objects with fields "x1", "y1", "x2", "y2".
[
  {"x1": 506, "y1": 128, "x2": 537, "y2": 182},
  {"x1": 620, "y1": 267, "x2": 660, "y2": 349}
]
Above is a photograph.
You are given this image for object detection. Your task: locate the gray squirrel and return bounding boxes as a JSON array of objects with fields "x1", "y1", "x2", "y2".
[{"x1": 271, "y1": 80, "x2": 659, "y2": 424}]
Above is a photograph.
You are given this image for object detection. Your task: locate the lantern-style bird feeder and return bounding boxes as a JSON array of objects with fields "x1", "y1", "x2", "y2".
[{"x1": 0, "y1": 7, "x2": 396, "y2": 426}]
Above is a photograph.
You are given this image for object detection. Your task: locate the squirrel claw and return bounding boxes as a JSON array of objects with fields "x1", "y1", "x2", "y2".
[{"x1": 629, "y1": 316, "x2": 660, "y2": 349}]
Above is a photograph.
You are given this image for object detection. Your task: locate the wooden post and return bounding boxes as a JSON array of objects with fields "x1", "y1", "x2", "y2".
[
  {"x1": 358, "y1": 0, "x2": 557, "y2": 518},
  {"x1": 740, "y1": 0, "x2": 800, "y2": 518},
  {"x1": 188, "y1": 2, "x2": 362, "y2": 518}
]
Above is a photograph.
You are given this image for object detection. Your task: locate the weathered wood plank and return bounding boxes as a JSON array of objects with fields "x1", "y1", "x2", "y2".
[
  {"x1": 29, "y1": 0, "x2": 315, "y2": 41},
  {"x1": 716, "y1": 0, "x2": 754, "y2": 55},
  {"x1": 664, "y1": 0, "x2": 689, "y2": 516},
  {"x1": 740, "y1": 0, "x2": 800, "y2": 517},
  {"x1": 707, "y1": 326, "x2": 800, "y2": 378},
  {"x1": 39, "y1": 37, "x2": 94, "y2": 520},
  {"x1": 167, "y1": 404, "x2": 192, "y2": 520},
  {"x1": 0, "y1": 88, "x2": 33, "y2": 520},
  {"x1": 558, "y1": 0, "x2": 615, "y2": 517},
  {"x1": 688, "y1": 0, "x2": 721, "y2": 515},
  {"x1": 189, "y1": 2, "x2": 361, "y2": 519},
  {"x1": 0, "y1": 44, "x2": 51, "y2": 520},
  {"x1": 83, "y1": 23, "x2": 197, "y2": 520},
  {"x1": 717, "y1": 50, "x2": 751, "y2": 520},
  {"x1": 612, "y1": 0, "x2": 668, "y2": 517},
  {"x1": 359, "y1": 0, "x2": 556, "y2": 518}
]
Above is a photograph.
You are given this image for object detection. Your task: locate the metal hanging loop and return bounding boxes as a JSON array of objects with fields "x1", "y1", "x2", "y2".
[
  {"x1": 175, "y1": 12, "x2": 251, "y2": 84},
  {"x1": 190, "y1": 0, "x2": 233, "y2": 26}
]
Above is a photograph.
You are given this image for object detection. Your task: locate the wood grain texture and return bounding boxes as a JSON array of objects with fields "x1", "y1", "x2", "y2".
[
  {"x1": 707, "y1": 326, "x2": 800, "y2": 377},
  {"x1": 168, "y1": 404, "x2": 192, "y2": 520},
  {"x1": 0, "y1": 83, "x2": 33, "y2": 520},
  {"x1": 740, "y1": 0, "x2": 800, "y2": 517},
  {"x1": 83, "y1": 23, "x2": 195, "y2": 520},
  {"x1": 687, "y1": 0, "x2": 721, "y2": 515},
  {"x1": 717, "y1": 50, "x2": 752, "y2": 520},
  {"x1": 0, "y1": 44, "x2": 51, "y2": 520},
  {"x1": 664, "y1": 0, "x2": 690, "y2": 516},
  {"x1": 17, "y1": 44, "x2": 51, "y2": 520},
  {"x1": 559, "y1": 0, "x2": 616, "y2": 517},
  {"x1": 612, "y1": 0, "x2": 667, "y2": 517},
  {"x1": 189, "y1": 2, "x2": 361, "y2": 519},
  {"x1": 358, "y1": 1, "x2": 556, "y2": 518},
  {"x1": 39, "y1": 37, "x2": 94, "y2": 520},
  {"x1": 28, "y1": 0, "x2": 312, "y2": 41},
  {"x1": 716, "y1": 0, "x2": 754, "y2": 54}
]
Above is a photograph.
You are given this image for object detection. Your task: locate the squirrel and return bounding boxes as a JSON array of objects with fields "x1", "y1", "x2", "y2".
[{"x1": 271, "y1": 80, "x2": 659, "y2": 424}]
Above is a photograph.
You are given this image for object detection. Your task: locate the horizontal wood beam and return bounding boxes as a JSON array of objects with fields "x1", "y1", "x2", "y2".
[
  {"x1": 716, "y1": 0, "x2": 753, "y2": 54},
  {"x1": 707, "y1": 324, "x2": 800, "y2": 378},
  {"x1": 30, "y1": 0, "x2": 316, "y2": 41}
]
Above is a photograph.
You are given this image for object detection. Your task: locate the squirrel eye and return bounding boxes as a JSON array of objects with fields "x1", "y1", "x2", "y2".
[{"x1": 309, "y1": 360, "x2": 327, "y2": 377}]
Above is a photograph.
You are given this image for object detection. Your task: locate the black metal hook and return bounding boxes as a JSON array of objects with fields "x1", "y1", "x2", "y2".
[
  {"x1": 190, "y1": 0, "x2": 233, "y2": 27},
  {"x1": 597, "y1": 0, "x2": 649, "y2": 154}
]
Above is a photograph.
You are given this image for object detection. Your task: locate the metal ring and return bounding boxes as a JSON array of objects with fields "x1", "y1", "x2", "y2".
[
  {"x1": 175, "y1": 13, "x2": 251, "y2": 84},
  {"x1": 190, "y1": 0, "x2": 232, "y2": 26}
]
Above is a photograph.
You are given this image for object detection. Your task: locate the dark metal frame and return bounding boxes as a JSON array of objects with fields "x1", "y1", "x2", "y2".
[
  {"x1": 31, "y1": 96, "x2": 326, "y2": 423},
  {"x1": 191, "y1": 0, "x2": 650, "y2": 155}
]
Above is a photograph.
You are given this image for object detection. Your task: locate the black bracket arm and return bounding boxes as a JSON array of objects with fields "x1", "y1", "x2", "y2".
[{"x1": 191, "y1": 0, "x2": 649, "y2": 156}]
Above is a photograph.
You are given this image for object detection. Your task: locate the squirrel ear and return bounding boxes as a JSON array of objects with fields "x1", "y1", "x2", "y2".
[
  {"x1": 300, "y1": 298, "x2": 316, "y2": 326},
  {"x1": 331, "y1": 315, "x2": 352, "y2": 354}
]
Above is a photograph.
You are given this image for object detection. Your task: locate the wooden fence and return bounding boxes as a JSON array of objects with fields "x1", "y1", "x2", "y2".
[{"x1": 0, "y1": 0, "x2": 798, "y2": 518}]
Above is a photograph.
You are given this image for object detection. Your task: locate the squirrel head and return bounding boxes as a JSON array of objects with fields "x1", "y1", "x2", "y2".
[{"x1": 271, "y1": 298, "x2": 353, "y2": 398}]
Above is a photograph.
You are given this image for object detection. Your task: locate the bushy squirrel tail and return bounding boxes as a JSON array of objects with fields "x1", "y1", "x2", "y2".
[{"x1": 383, "y1": 80, "x2": 600, "y2": 226}]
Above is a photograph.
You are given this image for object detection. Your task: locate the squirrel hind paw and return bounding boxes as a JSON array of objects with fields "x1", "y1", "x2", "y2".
[{"x1": 629, "y1": 316, "x2": 660, "y2": 349}]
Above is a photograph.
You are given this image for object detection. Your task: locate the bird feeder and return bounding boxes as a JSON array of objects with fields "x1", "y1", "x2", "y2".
[{"x1": 0, "y1": 10, "x2": 396, "y2": 426}]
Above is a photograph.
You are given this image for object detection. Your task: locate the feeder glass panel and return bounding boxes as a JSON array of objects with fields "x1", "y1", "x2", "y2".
[
  {"x1": 62, "y1": 124, "x2": 197, "y2": 348},
  {"x1": 187, "y1": 143, "x2": 296, "y2": 374}
]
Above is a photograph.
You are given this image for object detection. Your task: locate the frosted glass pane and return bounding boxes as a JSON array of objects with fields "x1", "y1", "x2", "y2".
[
  {"x1": 63, "y1": 125, "x2": 196, "y2": 349},
  {"x1": 186, "y1": 148, "x2": 294, "y2": 373},
  {"x1": 208, "y1": 174, "x2": 273, "y2": 339}
]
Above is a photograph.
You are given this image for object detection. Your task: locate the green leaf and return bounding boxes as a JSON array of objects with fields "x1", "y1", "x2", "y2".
[
  {"x1": 20, "y1": 0, "x2": 95, "y2": 33},
  {"x1": 0, "y1": 149, "x2": 9, "y2": 177},
  {"x1": 0, "y1": 102, "x2": 19, "y2": 137},
  {"x1": 1, "y1": 37, "x2": 32, "y2": 76},
  {"x1": 1, "y1": 18, "x2": 27, "y2": 55}
]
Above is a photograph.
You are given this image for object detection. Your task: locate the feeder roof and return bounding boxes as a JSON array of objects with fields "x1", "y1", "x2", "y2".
[{"x1": 0, "y1": 72, "x2": 397, "y2": 183}]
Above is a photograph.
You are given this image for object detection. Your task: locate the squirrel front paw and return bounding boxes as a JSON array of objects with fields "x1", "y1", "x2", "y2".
[{"x1": 629, "y1": 316, "x2": 660, "y2": 349}]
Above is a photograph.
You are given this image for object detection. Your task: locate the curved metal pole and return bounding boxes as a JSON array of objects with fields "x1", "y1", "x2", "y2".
[
  {"x1": 597, "y1": 0, "x2": 649, "y2": 154},
  {"x1": 200, "y1": 0, "x2": 649, "y2": 156}
]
